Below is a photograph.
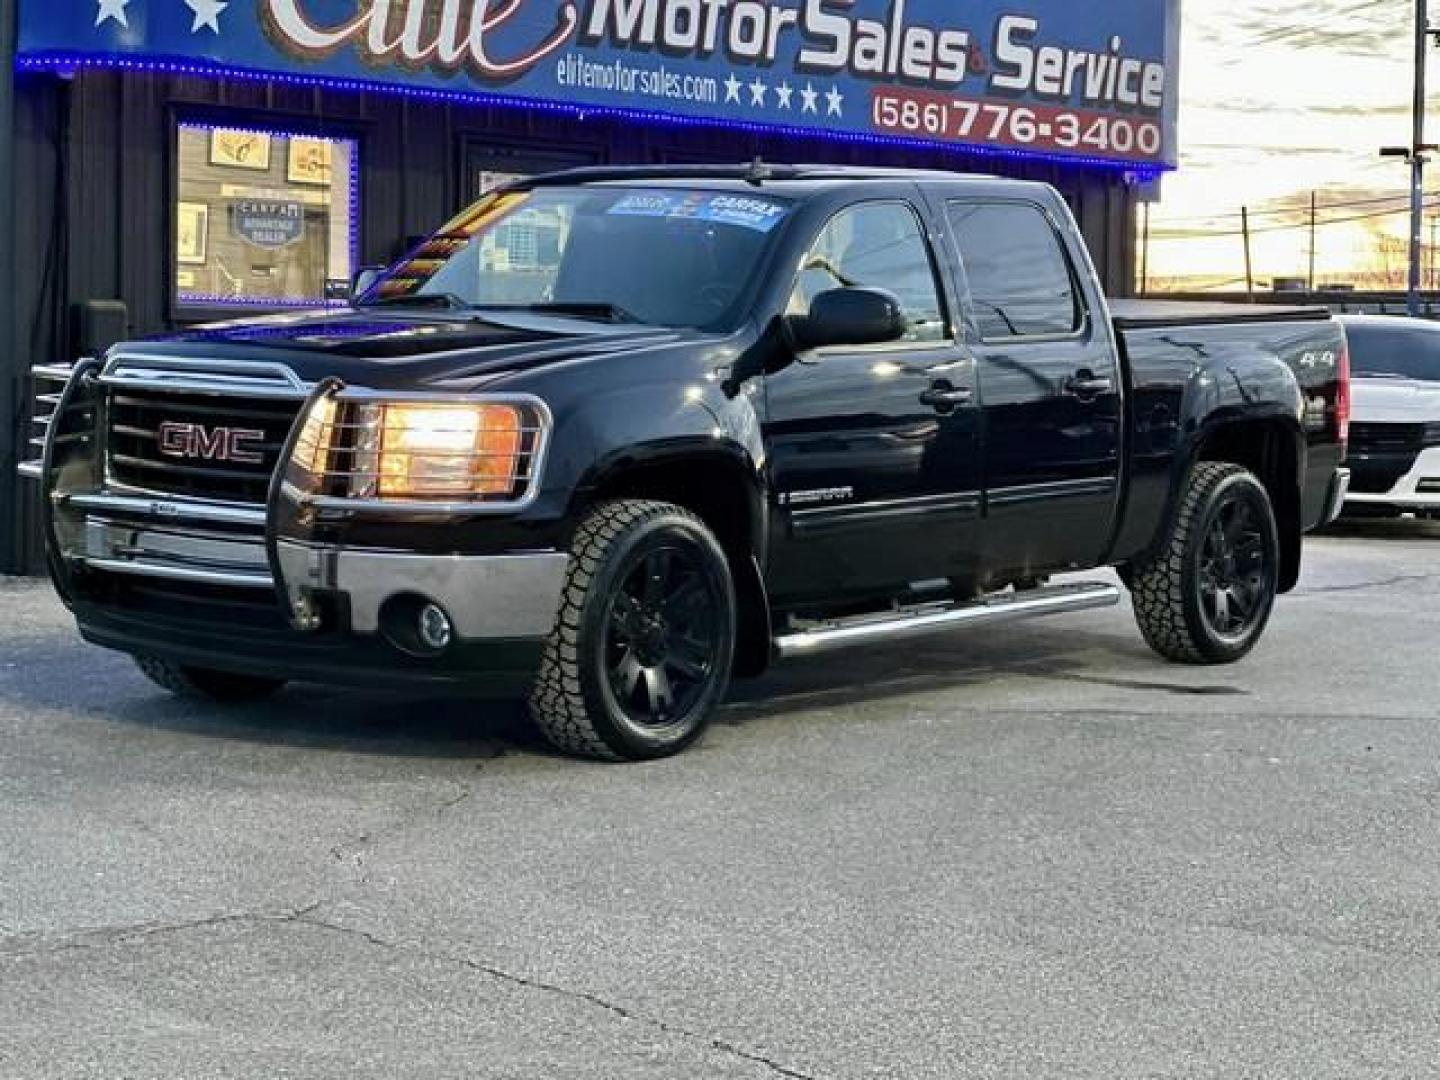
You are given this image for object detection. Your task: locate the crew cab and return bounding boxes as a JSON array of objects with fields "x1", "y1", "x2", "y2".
[
  {"x1": 20, "y1": 165, "x2": 1351, "y2": 760},
  {"x1": 1337, "y1": 313, "x2": 1440, "y2": 518}
]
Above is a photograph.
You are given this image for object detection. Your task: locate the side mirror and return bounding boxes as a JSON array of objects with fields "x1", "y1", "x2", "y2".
[
  {"x1": 787, "y1": 287, "x2": 908, "y2": 351},
  {"x1": 350, "y1": 265, "x2": 387, "y2": 302}
]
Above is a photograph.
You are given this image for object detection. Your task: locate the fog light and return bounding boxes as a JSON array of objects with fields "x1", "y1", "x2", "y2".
[{"x1": 418, "y1": 603, "x2": 453, "y2": 650}]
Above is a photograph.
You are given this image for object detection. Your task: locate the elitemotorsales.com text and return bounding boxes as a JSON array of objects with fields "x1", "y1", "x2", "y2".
[{"x1": 580, "y1": 0, "x2": 1168, "y2": 113}]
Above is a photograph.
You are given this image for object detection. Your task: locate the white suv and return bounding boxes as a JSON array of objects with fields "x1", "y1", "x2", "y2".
[{"x1": 1340, "y1": 314, "x2": 1440, "y2": 518}]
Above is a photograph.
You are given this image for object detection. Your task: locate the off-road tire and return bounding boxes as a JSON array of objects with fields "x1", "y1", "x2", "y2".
[
  {"x1": 1126, "y1": 462, "x2": 1280, "y2": 664},
  {"x1": 134, "y1": 656, "x2": 287, "y2": 702},
  {"x1": 528, "y1": 500, "x2": 737, "y2": 761}
]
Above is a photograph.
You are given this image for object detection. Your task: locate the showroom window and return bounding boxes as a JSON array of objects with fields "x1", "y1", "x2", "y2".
[{"x1": 173, "y1": 123, "x2": 359, "y2": 312}]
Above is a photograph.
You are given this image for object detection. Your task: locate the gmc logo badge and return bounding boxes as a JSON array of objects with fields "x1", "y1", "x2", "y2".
[{"x1": 156, "y1": 422, "x2": 265, "y2": 465}]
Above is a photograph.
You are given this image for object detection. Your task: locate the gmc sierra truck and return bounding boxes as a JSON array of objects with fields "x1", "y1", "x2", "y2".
[{"x1": 20, "y1": 165, "x2": 1352, "y2": 760}]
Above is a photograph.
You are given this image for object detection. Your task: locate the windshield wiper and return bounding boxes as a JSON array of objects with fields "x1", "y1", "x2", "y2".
[
  {"x1": 480, "y1": 302, "x2": 644, "y2": 325},
  {"x1": 355, "y1": 291, "x2": 470, "y2": 310}
]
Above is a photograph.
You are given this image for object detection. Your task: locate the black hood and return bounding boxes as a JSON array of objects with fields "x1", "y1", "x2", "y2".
[{"x1": 131, "y1": 307, "x2": 707, "y2": 391}]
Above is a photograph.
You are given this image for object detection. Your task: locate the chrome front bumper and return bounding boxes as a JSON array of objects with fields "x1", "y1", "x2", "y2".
[
  {"x1": 72, "y1": 497, "x2": 568, "y2": 642},
  {"x1": 274, "y1": 541, "x2": 569, "y2": 638}
]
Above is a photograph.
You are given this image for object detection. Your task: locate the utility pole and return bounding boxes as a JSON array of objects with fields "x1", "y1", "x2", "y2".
[
  {"x1": 1241, "y1": 206, "x2": 1255, "y2": 300},
  {"x1": 1382, "y1": 0, "x2": 1440, "y2": 317},
  {"x1": 1413, "y1": 0, "x2": 1429, "y2": 315},
  {"x1": 1308, "y1": 190, "x2": 1317, "y2": 292},
  {"x1": 1140, "y1": 201, "x2": 1150, "y2": 296}
]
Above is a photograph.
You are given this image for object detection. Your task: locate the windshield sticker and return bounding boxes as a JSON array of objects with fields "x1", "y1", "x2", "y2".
[
  {"x1": 375, "y1": 193, "x2": 532, "y2": 297},
  {"x1": 607, "y1": 193, "x2": 788, "y2": 233}
]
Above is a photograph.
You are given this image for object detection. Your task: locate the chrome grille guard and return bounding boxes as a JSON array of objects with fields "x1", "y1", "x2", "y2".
[{"x1": 24, "y1": 357, "x2": 556, "y2": 636}]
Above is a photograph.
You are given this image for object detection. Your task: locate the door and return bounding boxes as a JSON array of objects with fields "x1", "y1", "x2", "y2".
[
  {"x1": 943, "y1": 200, "x2": 1122, "y2": 576},
  {"x1": 763, "y1": 200, "x2": 983, "y2": 605}
]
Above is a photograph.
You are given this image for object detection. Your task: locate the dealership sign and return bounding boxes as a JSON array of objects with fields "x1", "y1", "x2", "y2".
[
  {"x1": 18, "y1": 0, "x2": 1179, "y2": 169},
  {"x1": 231, "y1": 199, "x2": 306, "y2": 248}
]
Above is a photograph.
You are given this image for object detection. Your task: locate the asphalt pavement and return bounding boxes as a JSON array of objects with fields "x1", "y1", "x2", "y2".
[{"x1": 2, "y1": 518, "x2": 1439, "y2": 1079}]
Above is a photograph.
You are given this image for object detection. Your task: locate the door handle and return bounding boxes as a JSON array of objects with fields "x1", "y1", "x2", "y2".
[
  {"x1": 919, "y1": 381, "x2": 974, "y2": 413},
  {"x1": 1064, "y1": 369, "x2": 1114, "y2": 398}
]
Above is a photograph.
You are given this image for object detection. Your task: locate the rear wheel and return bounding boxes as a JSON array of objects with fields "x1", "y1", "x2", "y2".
[
  {"x1": 1126, "y1": 462, "x2": 1280, "y2": 664},
  {"x1": 134, "y1": 657, "x2": 287, "y2": 702},
  {"x1": 528, "y1": 500, "x2": 737, "y2": 761}
]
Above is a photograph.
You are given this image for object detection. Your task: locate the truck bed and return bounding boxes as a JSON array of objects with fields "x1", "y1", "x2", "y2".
[{"x1": 1110, "y1": 298, "x2": 1330, "y2": 330}]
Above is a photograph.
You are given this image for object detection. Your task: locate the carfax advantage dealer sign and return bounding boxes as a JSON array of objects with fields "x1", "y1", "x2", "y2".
[{"x1": 18, "y1": 0, "x2": 1180, "y2": 168}]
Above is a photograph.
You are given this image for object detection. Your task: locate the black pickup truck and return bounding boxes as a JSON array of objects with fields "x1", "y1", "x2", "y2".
[{"x1": 22, "y1": 165, "x2": 1351, "y2": 760}]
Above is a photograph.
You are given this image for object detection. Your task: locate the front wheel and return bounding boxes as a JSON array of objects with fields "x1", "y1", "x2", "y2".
[
  {"x1": 528, "y1": 500, "x2": 737, "y2": 761},
  {"x1": 1126, "y1": 462, "x2": 1280, "y2": 664}
]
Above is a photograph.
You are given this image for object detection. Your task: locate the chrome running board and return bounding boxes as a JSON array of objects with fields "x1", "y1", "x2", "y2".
[{"x1": 773, "y1": 581, "x2": 1122, "y2": 659}]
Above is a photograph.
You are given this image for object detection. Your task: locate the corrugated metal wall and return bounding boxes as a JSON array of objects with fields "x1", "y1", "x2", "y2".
[{"x1": 2, "y1": 69, "x2": 1137, "y2": 574}]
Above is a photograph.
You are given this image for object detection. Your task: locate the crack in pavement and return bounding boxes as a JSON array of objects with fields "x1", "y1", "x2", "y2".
[
  {"x1": 1295, "y1": 572, "x2": 1440, "y2": 596},
  {"x1": 0, "y1": 900, "x2": 322, "y2": 960},
  {"x1": 1176, "y1": 913, "x2": 1440, "y2": 962},
  {"x1": 291, "y1": 913, "x2": 825, "y2": 1080},
  {"x1": 328, "y1": 780, "x2": 476, "y2": 868},
  {"x1": 5, "y1": 905, "x2": 824, "y2": 1080}
]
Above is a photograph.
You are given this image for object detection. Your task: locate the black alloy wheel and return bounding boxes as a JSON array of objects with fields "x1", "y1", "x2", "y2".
[
  {"x1": 1196, "y1": 486, "x2": 1275, "y2": 644},
  {"x1": 603, "y1": 544, "x2": 724, "y2": 730},
  {"x1": 1126, "y1": 462, "x2": 1281, "y2": 664},
  {"x1": 529, "y1": 500, "x2": 737, "y2": 760}
]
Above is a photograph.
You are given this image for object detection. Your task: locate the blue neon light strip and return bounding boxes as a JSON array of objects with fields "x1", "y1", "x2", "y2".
[
  {"x1": 175, "y1": 292, "x2": 346, "y2": 309},
  {"x1": 18, "y1": 53, "x2": 1168, "y2": 181}
]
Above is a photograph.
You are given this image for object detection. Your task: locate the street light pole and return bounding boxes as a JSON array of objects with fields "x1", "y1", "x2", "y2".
[
  {"x1": 1410, "y1": 0, "x2": 1428, "y2": 316},
  {"x1": 1384, "y1": 2, "x2": 1440, "y2": 316}
]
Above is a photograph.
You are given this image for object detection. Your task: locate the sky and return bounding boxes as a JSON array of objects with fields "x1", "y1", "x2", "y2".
[{"x1": 1148, "y1": 0, "x2": 1429, "y2": 290}]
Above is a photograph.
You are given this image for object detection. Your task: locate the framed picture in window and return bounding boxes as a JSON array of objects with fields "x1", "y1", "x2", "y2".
[
  {"x1": 209, "y1": 129, "x2": 271, "y2": 171},
  {"x1": 287, "y1": 137, "x2": 333, "y2": 185},
  {"x1": 176, "y1": 201, "x2": 209, "y2": 265}
]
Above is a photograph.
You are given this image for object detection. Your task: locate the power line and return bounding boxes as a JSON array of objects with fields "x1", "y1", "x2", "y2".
[
  {"x1": 1152, "y1": 190, "x2": 1437, "y2": 227},
  {"x1": 1149, "y1": 200, "x2": 1440, "y2": 240}
]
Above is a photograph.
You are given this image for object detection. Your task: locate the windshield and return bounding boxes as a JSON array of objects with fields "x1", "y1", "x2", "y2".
[
  {"x1": 361, "y1": 185, "x2": 792, "y2": 329},
  {"x1": 1346, "y1": 322, "x2": 1440, "y2": 382}
]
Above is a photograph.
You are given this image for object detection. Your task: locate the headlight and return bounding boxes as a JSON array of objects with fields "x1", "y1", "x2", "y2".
[
  {"x1": 370, "y1": 401, "x2": 524, "y2": 499},
  {"x1": 285, "y1": 392, "x2": 547, "y2": 508}
]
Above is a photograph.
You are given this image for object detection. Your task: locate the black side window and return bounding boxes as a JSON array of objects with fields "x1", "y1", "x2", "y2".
[
  {"x1": 947, "y1": 202, "x2": 1081, "y2": 340},
  {"x1": 789, "y1": 202, "x2": 947, "y2": 342}
]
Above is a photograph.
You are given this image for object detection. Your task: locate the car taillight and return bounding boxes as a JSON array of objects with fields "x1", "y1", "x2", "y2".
[{"x1": 1335, "y1": 336, "x2": 1351, "y2": 450}]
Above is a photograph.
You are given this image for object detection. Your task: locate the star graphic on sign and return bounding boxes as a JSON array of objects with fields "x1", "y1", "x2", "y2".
[
  {"x1": 94, "y1": 0, "x2": 129, "y2": 28},
  {"x1": 186, "y1": 0, "x2": 229, "y2": 34},
  {"x1": 724, "y1": 74, "x2": 743, "y2": 104},
  {"x1": 185, "y1": 0, "x2": 230, "y2": 32},
  {"x1": 748, "y1": 78, "x2": 767, "y2": 107},
  {"x1": 800, "y1": 83, "x2": 819, "y2": 114},
  {"x1": 825, "y1": 85, "x2": 844, "y2": 117},
  {"x1": 774, "y1": 82, "x2": 794, "y2": 110}
]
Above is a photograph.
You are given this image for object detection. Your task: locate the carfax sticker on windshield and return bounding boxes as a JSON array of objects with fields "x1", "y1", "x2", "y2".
[{"x1": 607, "y1": 192, "x2": 788, "y2": 233}]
